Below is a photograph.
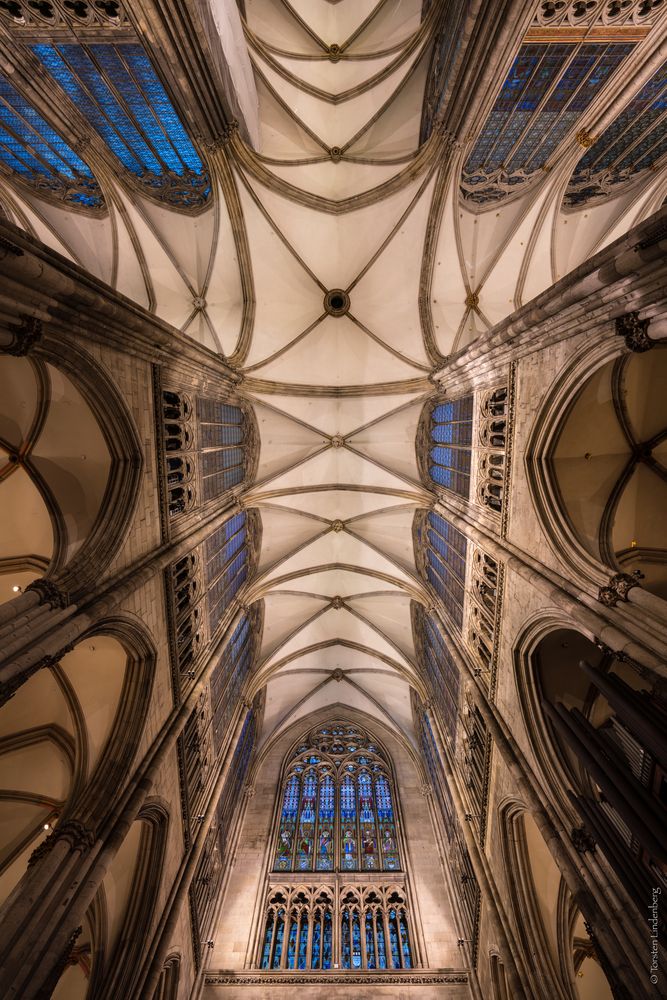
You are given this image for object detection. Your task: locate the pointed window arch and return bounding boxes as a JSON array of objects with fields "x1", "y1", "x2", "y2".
[
  {"x1": 273, "y1": 723, "x2": 401, "y2": 875},
  {"x1": 259, "y1": 721, "x2": 417, "y2": 972}
]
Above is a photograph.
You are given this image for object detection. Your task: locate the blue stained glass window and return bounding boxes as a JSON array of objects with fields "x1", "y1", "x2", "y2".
[
  {"x1": 311, "y1": 915, "x2": 322, "y2": 968},
  {"x1": 275, "y1": 775, "x2": 299, "y2": 870},
  {"x1": 297, "y1": 913, "x2": 309, "y2": 969},
  {"x1": 317, "y1": 775, "x2": 334, "y2": 870},
  {"x1": 376, "y1": 913, "x2": 387, "y2": 968},
  {"x1": 287, "y1": 915, "x2": 298, "y2": 968},
  {"x1": 198, "y1": 399, "x2": 246, "y2": 501},
  {"x1": 366, "y1": 912, "x2": 376, "y2": 969},
  {"x1": 421, "y1": 512, "x2": 467, "y2": 630},
  {"x1": 341, "y1": 911, "x2": 351, "y2": 968},
  {"x1": 31, "y1": 42, "x2": 210, "y2": 208},
  {"x1": 389, "y1": 910, "x2": 401, "y2": 968},
  {"x1": 273, "y1": 724, "x2": 403, "y2": 875},
  {"x1": 0, "y1": 75, "x2": 102, "y2": 208},
  {"x1": 205, "y1": 513, "x2": 248, "y2": 637},
  {"x1": 566, "y1": 60, "x2": 667, "y2": 206},
  {"x1": 399, "y1": 913, "x2": 412, "y2": 968},
  {"x1": 341, "y1": 775, "x2": 357, "y2": 870},
  {"x1": 210, "y1": 614, "x2": 253, "y2": 755},
  {"x1": 272, "y1": 910, "x2": 285, "y2": 969},
  {"x1": 352, "y1": 911, "x2": 362, "y2": 968},
  {"x1": 261, "y1": 913, "x2": 274, "y2": 969},
  {"x1": 296, "y1": 769, "x2": 316, "y2": 871},
  {"x1": 422, "y1": 609, "x2": 460, "y2": 745},
  {"x1": 462, "y1": 42, "x2": 634, "y2": 205},
  {"x1": 429, "y1": 396, "x2": 472, "y2": 497},
  {"x1": 323, "y1": 911, "x2": 333, "y2": 969}
]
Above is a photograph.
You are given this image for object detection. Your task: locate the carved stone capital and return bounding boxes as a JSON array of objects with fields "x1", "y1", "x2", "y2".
[
  {"x1": 27, "y1": 820, "x2": 94, "y2": 868},
  {"x1": 4, "y1": 315, "x2": 43, "y2": 357},
  {"x1": 615, "y1": 311, "x2": 654, "y2": 353},
  {"x1": 25, "y1": 578, "x2": 69, "y2": 608},
  {"x1": 571, "y1": 827, "x2": 596, "y2": 853},
  {"x1": 598, "y1": 572, "x2": 642, "y2": 607}
]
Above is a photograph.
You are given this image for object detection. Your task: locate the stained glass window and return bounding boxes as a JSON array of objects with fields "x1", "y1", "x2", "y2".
[
  {"x1": 32, "y1": 43, "x2": 210, "y2": 208},
  {"x1": 197, "y1": 400, "x2": 245, "y2": 501},
  {"x1": 462, "y1": 42, "x2": 634, "y2": 205},
  {"x1": 272, "y1": 722, "x2": 403, "y2": 873},
  {"x1": 429, "y1": 396, "x2": 473, "y2": 497},
  {"x1": 263, "y1": 725, "x2": 415, "y2": 971},
  {"x1": 421, "y1": 512, "x2": 467, "y2": 630},
  {"x1": 566, "y1": 60, "x2": 667, "y2": 207},
  {"x1": 205, "y1": 512, "x2": 248, "y2": 637},
  {"x1": 0, "y1": 74, "x2": 102, "y2": 208},
  {"x1": 420, "y1": 608, "x2": 461, "y2": 746}
]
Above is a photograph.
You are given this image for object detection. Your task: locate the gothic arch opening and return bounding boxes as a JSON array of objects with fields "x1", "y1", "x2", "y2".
[
  {"x1": 531, "y1": 344, "x2": 667, "y2": 596},
  {"x1": 516, "y1": 622, "x2": 667, "y2": 940}
]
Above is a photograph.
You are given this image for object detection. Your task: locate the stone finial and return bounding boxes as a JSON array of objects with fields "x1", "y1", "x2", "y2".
[
  {"x1": 615, "y1": 311, "x2": 654, "y2": 353},
  {"x1": 598, "y1": 571, "x2": 643, "y2": 607}
]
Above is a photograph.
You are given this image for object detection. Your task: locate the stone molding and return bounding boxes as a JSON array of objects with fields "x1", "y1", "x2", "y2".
[
  {"x1": 205, "y1": 972, "x2": 468, "y2": 985},
  {"x1": 597, "y1": 571, "x2": 642, "y2": 607}
]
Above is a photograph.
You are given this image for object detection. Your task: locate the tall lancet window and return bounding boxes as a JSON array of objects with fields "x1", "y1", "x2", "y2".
[{"x1": 259, "y1": 721, "x2": 417, "y2": 972}]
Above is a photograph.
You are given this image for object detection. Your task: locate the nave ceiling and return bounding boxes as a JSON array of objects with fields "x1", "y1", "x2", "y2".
[{"x1": 0, "y1": 0, "x2": 666, "y2": 754}]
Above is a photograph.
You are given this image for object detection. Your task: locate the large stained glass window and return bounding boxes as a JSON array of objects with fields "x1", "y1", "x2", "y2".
[
  {"x1": 418, "y1": 606, "x2": 461, "y2": 746},
  {"x1": 205, "y1": 512, "x2": 248, "y2": 637},
  {"x1": 32, "y1": 43, "x2": 210, "y2": 208},
  {"x1": 462, "y1": 42, "x2": 634, "y2": 205},
  {"x1": 0, "y1": 74, "x2": 102, "y2": 208},
  {"x1": 565, "y1": 60, "x2": 667, "y2": 207},
  {"x1": 259, "y1": 884, "x2": 413, "y2": 971},
  {"x1": 273, "y1": 723, "x2": 401, "y2": 874},
  {"x1": 420, "y1": 511, "x2": 468, "y2": 630},
  {"x1": 197, "y1": 400, "x2": 245, "y2": 501},
  {"x1": 429, "y1": 396, "x2": 473, "y2": 497},
  {"x1": 261, "y1": 722, "x2": 416, "y2": 972}
]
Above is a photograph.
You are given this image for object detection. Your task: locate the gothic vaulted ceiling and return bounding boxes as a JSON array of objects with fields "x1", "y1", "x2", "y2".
[{"x1": 1, "y1": 0, "x2": 666, "y2": 750}]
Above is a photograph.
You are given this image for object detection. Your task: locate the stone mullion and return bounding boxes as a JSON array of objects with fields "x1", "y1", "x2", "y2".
[
  {"x1": 305, "y1": 907, "x2": 315, "y2": 969},
  {"x1": 359, "y1": 905, "x2": 368, "y2": 970},
  {"x1": 372, "y1": 906, "x2": 380, "y2": 969}
]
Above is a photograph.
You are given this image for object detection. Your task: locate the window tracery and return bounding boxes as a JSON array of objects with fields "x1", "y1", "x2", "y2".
[
  {"x1": 259, "y1": 884, "x2": 414, "y2": 972},
  {"x1": 167, "y1": 512, "x2": 257, "y2": 692},
  {"x1": 31, "y1": 42, "x2": 210, "y2": 208},
  {"x1": 461, "y1": 43, "x2": 635, "y2": 206},
  {"x1": 427, "y1": 395, "x2": 473, "y2": 498},
  {"x1": 0, "y1": 74, "x2": 103, "y2": 208},
  {"x1": 565, "y1": 60, "x2": 667, "y2": 207},
  {"x1": 477, "y1": 387, "x2": 508, "y2": 516},
  {"x1": 260, "y1": 723, "x2": 416, "y2": 972},
  {"x1": 273, "y1": 724, "x2": 401, "y2": 874},
  {"x1": 160, "y1": 389, "x2": 248, "y2": 523}
]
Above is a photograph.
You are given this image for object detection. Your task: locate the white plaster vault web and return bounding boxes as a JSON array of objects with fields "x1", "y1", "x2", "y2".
[{"x1": 1, "y1": 0, "x2": 666, "y2": 750}]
